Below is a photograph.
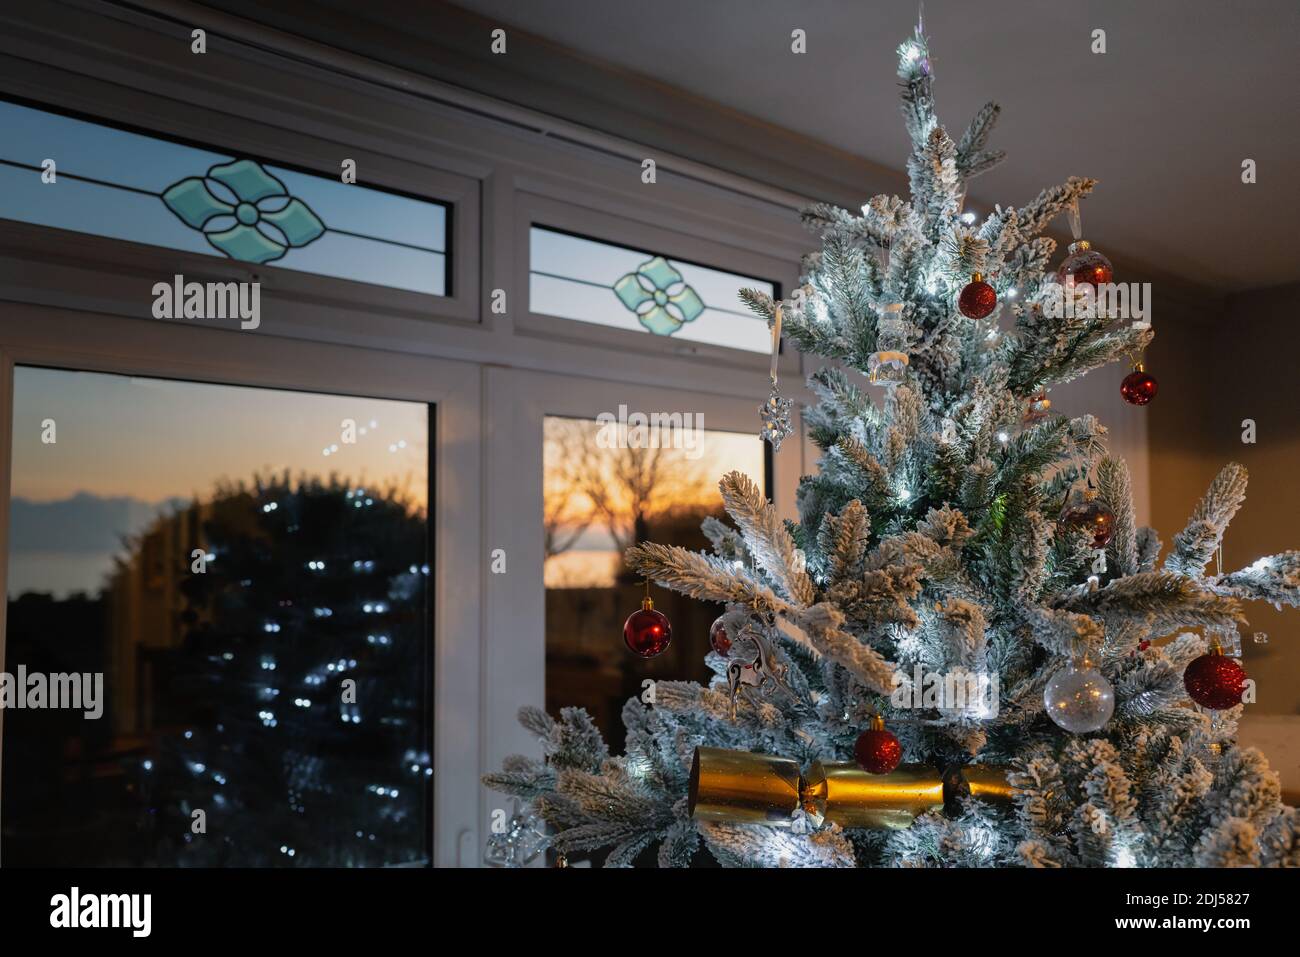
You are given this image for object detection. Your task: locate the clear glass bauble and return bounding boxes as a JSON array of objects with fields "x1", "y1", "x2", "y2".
[
  {"x1": 1057, "y1": 240, "x2": 1113, "y2": 290},
  {"x1": 1044, "y1": 661, "x2": 1114, "y2": 733}
]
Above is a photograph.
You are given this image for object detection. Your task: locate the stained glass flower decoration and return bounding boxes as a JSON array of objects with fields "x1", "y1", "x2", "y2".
[
  {"x1": 613, "y1": 256, "x2": 706, "y2": 335},
  {"x1": 162, "y1": 159, "x2": 326, "y2": 264}
]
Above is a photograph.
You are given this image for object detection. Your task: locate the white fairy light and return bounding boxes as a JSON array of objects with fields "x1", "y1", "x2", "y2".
[
  {"x1": 813, "y1": 294, "x2": 830, "y2": 325},
  {"x1": 965, "y1": 822, "x2": 997, "y2": 861},
  {"x1": 1112, "y1": 838, "x2": 1138, "y2": 868}
]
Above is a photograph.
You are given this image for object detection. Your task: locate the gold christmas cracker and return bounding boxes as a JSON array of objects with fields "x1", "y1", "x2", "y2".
[{"x1": 688, "y1": 746, "x2": 1013, "y2": 830}]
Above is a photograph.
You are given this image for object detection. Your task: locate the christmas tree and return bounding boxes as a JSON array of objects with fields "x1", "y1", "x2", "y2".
[{"x1": 485, "y1": 26, "x2": 1300, "y2": 867}]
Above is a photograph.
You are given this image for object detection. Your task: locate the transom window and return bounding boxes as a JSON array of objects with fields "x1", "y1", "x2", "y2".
[
  {"x1": 0, "y1": 99, "x2": 450, "y2": 296},
  {"x1": 529, "y1": 226, "x2": 775, "y2": 353}
]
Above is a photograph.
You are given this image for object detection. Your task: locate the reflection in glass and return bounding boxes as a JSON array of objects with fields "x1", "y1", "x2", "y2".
[{"x1": 3, "y1": 367, "x2": 432, "y2": 866}]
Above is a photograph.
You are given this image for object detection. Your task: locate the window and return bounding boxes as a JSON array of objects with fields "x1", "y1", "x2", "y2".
[
  {"x1": 529, "y1": 226, "x2": 775, "y2": 353},
  {"x1": 542, "y1": 414, "x2": 766, "y2": 751},
  {"x1": 0, "y1": 99, "x2": 449, "y2": 295},
  {"x1": 3, "y1": 367, "x2": 433, "y2": 866}
]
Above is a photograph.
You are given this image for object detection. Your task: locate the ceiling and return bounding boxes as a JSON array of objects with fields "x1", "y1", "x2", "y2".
[{"x1": 447, "y1": 0, "x2": 1300, "y2": 293}]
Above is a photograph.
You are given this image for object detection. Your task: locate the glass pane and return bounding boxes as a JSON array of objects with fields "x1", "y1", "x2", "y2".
[
  {"x1": 529, "y1": 227, "x2": 774, "y2": 353},
  {"x1": 3, "y1": 367, "x2": 432, "y2": 866},
  {"x1": 543, "y1": 414, "x2": 766, "y2": 751},
  {"x1": 0, "y1": 99, "x2": 448, "y2": 295}
]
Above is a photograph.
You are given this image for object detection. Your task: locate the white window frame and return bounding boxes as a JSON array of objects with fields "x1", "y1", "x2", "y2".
[
  {"x1": 0, "y1": 70, "x2": 482, "y2": 334},
  {"x1": 515, "y1": 194, "x2": 798, "y2": 374},
  {"x1": 0, "y1": 303, "x2": 485, "y2": 867},
  {"x1": 482, "y1": 367, "x2": 805, "y2": 787}
]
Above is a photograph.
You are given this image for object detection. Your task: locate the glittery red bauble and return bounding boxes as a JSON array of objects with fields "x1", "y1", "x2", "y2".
[
  {"x1": 1121, "y1": 369, "x2": 1158, "y2": 406},
  {"x1": 1059, "y1": 498, "x2": 1115, "y2": 548},
  {"x1": 957, "y1": 278, "x2": 997, "y2": 319},
  {"x1": 854, "y1": 726, "x2": 903, "y2": 775},
  {"x1": 623, "y1": 605, "x2": 672, "y2": 658},
  {"x1": 1058, "y1": 242, "x2": 1113, "y2": 289},
  {"x1": 708, "y1": 616, "x2": 731, "y2": 655},
  {"x1": 1184, "y1": 652, "x2": 1248, "y2": 710}
]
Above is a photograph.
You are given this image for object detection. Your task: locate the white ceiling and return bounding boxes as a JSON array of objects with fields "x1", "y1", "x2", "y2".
[{"x1": 453, "y1": 0, "x2": 1300, "y2": 292}]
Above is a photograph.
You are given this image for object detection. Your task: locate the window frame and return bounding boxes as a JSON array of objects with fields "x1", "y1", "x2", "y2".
[
  {"x1": 0, "y1": 39, "x2": 482, "y2": 337},
  {"x1": 515, "y1": 193, "x2": 798, "y2": 375},
  {"x1": 482, "y1": 366, "x2": 804, "y2": 788},
  {"x1": 0, "y1": 93, "x2": 465, "y2": 307},
  {"x1": 0, "y1": 303, "x2": 485, "y2": 867}
]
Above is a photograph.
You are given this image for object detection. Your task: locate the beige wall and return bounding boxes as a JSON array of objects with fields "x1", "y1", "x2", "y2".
[{"x1": 1150, "y1": 282, "x2": 1300, "y2": 717}]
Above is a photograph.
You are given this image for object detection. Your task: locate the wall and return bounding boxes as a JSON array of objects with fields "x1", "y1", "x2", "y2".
[{"x1": 1150, "y1": 283, "x2": 1300, "y2": 717}]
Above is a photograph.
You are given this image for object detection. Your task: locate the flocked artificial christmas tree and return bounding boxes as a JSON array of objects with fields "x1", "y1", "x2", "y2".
[{"x1": 485, "y1": 26, "x2": 1300, "y2": 868}]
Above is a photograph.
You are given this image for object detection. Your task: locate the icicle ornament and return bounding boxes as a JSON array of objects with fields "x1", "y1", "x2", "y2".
[{"x1": 758, "y1": 304, "x2": 794, "y2": 449}]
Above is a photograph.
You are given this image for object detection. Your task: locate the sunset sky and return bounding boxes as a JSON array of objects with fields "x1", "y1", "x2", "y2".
[
  {"x1": 8, "y1": 365, "x2": 428, "y2": 596},
  {"x1": 542, "y1": 415, "x2": 764, "y2": 588},
  {"x1": 8, "y1": 367, "x2": 763, "y2": 596},
  {"x1": 10, "y1": 366, "x2": 428, "y2": 504}
]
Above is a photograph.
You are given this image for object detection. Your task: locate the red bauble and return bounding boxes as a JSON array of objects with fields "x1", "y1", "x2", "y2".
[
  {"x1": 708, "y1": 615, "x2": 732, "y2": 655},
  {"x1": 1121, "y1": 366, "x2": 1158, "y2": 406},
  {"x1": 1058, "y1": 240, "x2": 1113, "y2": 289},
  {"x1": 854, "y1": 716, "x2": 903, "y2": 775},
  {"x1": 957, "y1": 275, "x2": 997, "y2": 319},
  {"x1": 1059, "y1": 494, "x2": 1115, "y2": 548},
  {"x1": 1023, "y1": 390, "x2": 1052, "y2": 425},
  {"x1": 623, "y1": 600, "x2": 672, "y2": 658},
  {"x1": 1184, "y1": 648, "x2": 1248, "y2": 710}
]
